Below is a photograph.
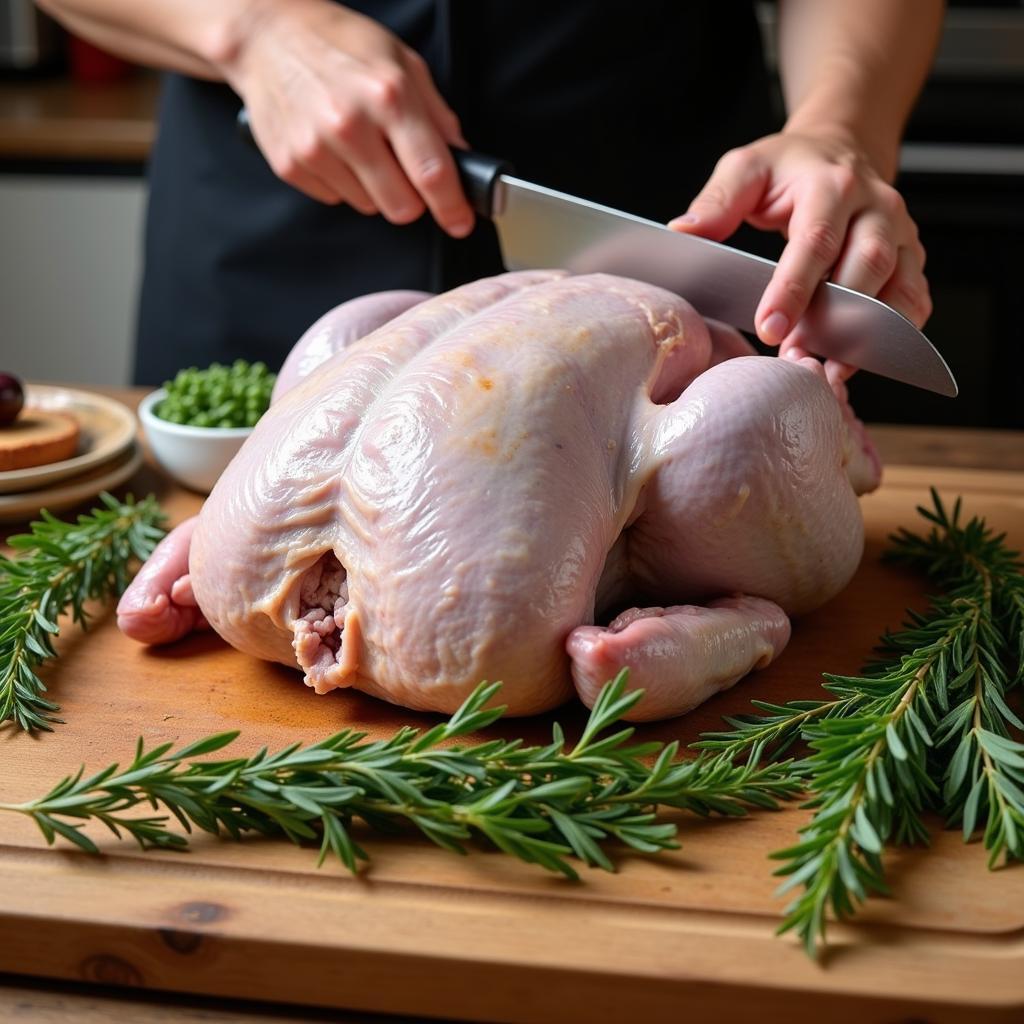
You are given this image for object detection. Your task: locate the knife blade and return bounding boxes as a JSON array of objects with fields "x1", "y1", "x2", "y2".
[
  {"x1": 231, "y1": 113, "x2": 956, "y2": 398},
  {"x1": 455, "y1": 150, "x2": 958, "y2": 397}
]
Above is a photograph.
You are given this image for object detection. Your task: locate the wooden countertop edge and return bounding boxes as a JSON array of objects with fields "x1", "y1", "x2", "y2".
[
  {"x1": 0, "y1": 977, "x2": 354, "y2": 1024},
  {"x1": 0, "y1": 127, "x2": 153, "y2": 162},
  {"x1": 867, "y1": 424, "x2": 1024, "y2": 474},
  {"x1": 0, "y1": 76, "x2": 157, "y2": 163},
  {"x1": 881, "y1": 462, "x2": 1024, "y2": 493}
]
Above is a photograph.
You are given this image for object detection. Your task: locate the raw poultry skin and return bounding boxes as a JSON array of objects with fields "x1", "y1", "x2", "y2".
[{"x1": 118, "y1": 271, "x2": 880, "y2": 721}]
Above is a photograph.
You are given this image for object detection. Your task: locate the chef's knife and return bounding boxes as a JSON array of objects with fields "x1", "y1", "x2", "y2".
[
  {"x1": 455, "y1": 151, "x2": 958, "y2": 397},
  {"x1": 234, "y1": 111, "x2": 956, "y2": 397}
]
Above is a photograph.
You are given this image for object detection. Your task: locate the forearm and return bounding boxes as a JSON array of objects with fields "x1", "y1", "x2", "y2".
[
  {"x1": 776, "y1": 0, "x2": 944, "y2": 180},
  {"x1": 33, "y1": 0, "x2": 283, "y2": 79}
]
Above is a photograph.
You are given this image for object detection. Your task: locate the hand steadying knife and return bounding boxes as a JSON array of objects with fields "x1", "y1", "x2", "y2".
[
  {"x1": 39, "y1": 0, "x2": 946, "y2": 389},
  {"x1": 446, "y1": 149, "x2": 955, "y2": 396}
]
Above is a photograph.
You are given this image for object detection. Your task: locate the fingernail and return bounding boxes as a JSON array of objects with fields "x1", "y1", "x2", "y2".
[
  {"x1": 760, "y1": 311, "x2": 790, "y2": 344},
  {"x1": 668, "y1": 213, "x2": 700, "y2": 229},
  {"x1": 450, "y1": 219, "x2": 474, "y2": 238}
]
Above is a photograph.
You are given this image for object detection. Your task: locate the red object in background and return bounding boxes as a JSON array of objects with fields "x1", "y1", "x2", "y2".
[{"x1": 68, "y1": 35, "x2": 134, "y2": 83}]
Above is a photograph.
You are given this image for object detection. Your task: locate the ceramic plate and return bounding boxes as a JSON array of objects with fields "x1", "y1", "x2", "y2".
[
  {"x1": 0, "y1": 443, "x2": 144, "y2": 525},
  {"x1": 0, "y1": 385, "x2": 138, "y2": 495}
]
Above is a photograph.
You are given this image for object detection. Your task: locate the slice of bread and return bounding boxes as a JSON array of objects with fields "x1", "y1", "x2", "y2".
[{"x1": 0, "y1": 410, "x2": 81, "y2": 471}]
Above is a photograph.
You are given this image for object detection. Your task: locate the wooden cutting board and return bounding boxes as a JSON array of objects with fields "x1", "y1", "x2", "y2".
[{"x1": 1, "y1": 458, "x2": 1022, "y2": 1024}]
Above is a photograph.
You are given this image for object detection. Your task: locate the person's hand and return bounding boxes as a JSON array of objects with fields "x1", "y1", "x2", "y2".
[
  {"x1": 221, "y1": 0, "x2": 473, "y2": 236},
  {"x1": 669, "y1": 131, "x2": 930, "y2": 374}
]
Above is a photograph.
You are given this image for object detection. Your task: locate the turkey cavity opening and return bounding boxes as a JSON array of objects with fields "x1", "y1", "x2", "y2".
[{"x1": 292, "y1": 551, "x2": 352, "y2": 693}]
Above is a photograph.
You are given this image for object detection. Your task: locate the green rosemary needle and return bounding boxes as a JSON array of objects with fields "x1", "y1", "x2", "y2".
[
  {"x1": 0, "y1": 673, "x2": 801, "y2": 878},
  {"x1": 887, "y1": 491, "x2": 1024, "y2": 867},
  {"x1": 695, "y1": 489, "x2": 1024, "y2": 958},
  {"x1": 0, "y1": 492, "x2": 166, "y2": 731}
]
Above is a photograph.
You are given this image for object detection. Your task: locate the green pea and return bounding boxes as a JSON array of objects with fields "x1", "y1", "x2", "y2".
[{"x1": 155, "y1": 360, "x2": 277, "y2": 428}]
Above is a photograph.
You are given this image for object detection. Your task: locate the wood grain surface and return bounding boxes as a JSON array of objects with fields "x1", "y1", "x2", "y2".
[
  {"x1": 0, "y1": 75, "x2": 157, "y2": 162},
  {"x1": 0, "y1": 405, "x2": 1022, "y2": 1023},
  {"x1": 0, "y1": 975, "x2": 398, "y2": 1024}
]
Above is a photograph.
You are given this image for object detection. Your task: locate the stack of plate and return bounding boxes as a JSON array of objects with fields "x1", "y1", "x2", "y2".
[{"x1": 0, "y1": 385, "x2": 143, "y2": 525}]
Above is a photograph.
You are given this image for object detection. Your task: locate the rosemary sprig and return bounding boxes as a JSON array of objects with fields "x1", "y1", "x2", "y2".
[
  {"x1": 888, "y1": 492, "x2": 1024, "y2": 867},
  {"x1": 695, "y1": 489, "x2": 1024, "y2": 957},
  {"x1": 0, "y1": 673, "x2": 801, "y2": 878},
  {"x1": 769, "y1": 646, "x2": 940, "y2": 957},
  {"x1": 0, "y1": 492, "x2": 166, "y2": 731},
  {"x1": 694, "y1": 697, "x2": 854, "y2": 770}
]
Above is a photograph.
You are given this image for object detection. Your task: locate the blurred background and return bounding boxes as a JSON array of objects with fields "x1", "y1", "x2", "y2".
[{"x1": 1, "y1": 0, "x2": 1022, "y2": 427}]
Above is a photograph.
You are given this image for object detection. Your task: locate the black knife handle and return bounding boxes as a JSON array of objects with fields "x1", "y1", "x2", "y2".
[
  {"x1": 452, "y1": 149, "x2": 512, "y2": 218},
  {"x1": 235, "y1": 107, "x2": 511, "y2": 220}
]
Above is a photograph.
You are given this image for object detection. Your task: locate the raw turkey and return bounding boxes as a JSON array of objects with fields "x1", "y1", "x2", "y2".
[{"x1": 118, "y1": 271, "x2": 881, "y2": 720}]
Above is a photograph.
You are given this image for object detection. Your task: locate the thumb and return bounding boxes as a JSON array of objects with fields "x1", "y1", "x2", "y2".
[{"x1": 669, "y1": 148, "x2": 767, "y2": 242}]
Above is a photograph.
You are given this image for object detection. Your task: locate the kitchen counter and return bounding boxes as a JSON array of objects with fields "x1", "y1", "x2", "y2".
[
  {"x1": 869, "y1": 423, "x2": 1024, "y2": 473},
  {"x1": 0, "y1": 74, "x2": 158, "y2": 163},
  {"x1": 0, "y1": 974, "x2": 406, "y2": 1023}
]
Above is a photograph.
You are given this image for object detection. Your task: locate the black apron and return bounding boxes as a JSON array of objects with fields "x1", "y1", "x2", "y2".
[{"x1": 134, "y1": 0, "x2": 776, "y2": 384}]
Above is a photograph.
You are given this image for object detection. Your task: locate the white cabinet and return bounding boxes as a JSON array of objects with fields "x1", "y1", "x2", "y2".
[{"x1": 0, "y1": 175, "x2": 146, "y2": 386}]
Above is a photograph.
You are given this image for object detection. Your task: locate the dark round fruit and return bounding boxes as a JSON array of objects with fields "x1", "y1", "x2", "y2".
[{"x1": 0, "y1": 372, "x2": 24, "y2": 427}]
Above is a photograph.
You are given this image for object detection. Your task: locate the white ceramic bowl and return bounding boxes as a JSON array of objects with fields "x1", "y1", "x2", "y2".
[{"x1": 138, "y1": 388, "x2": 253, "y2": 494}]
